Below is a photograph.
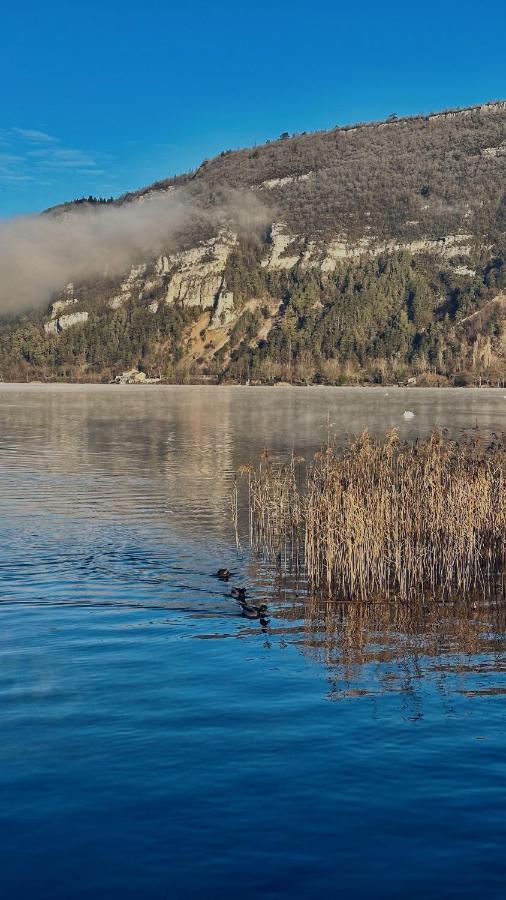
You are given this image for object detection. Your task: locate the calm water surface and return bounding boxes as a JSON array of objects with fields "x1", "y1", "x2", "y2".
[{"x1": 0, "y1": 385, "x2": 505, "y2": 899}]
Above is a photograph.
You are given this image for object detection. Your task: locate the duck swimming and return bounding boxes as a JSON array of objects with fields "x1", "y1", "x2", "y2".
[
  {"x1": 216, "y1": 568, "x2": 231, "y2": 580},
  {"x1": 241, "y1": 605, "x2": 260, "y2": 619},
  {"x1": 231, "y1": 587, "x2": 247, "y2": 600},
  {"x1": 239, "y1": 600, "x2": 268, "y2": 617}
]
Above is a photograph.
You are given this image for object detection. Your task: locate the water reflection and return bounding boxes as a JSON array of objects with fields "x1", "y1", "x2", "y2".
[
  {"x1": 1, "y1": 387, "x2": 506, "y2": 698},
  {"x1": 184, "y1": 564, "x2": 506, "y2": 710},
  {"x1": 1, "y1": 385, "x2": 506, "y2": 898}
]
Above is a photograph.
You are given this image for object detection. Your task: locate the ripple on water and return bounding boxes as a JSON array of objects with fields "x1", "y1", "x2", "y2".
[{"x1": 0, "y1": 385, "x2": 505, "y2": 898}]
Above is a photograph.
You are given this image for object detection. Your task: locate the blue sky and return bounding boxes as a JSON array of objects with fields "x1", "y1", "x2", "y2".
[{"x1": 1, "y1": 0, "x2": 505, "y2": 218}]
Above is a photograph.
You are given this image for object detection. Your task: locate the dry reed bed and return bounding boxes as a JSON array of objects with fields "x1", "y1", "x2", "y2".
[{"x1": 239, "y1": 430, "x2": 506, "y2": 600}]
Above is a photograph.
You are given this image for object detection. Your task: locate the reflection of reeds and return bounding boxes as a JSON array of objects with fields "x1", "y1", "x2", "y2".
[
  {"x1": 241, "y1": 430, "x2": 506, "y2": 601},
  {"x1": 296, "y1": 582, "x2": 506, "y2": 701},
  {"x1": 302, "y1": 579, "x2": 506, "y2": 665}
]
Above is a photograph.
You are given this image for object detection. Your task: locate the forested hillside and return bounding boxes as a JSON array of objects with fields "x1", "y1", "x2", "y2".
[{"x1": 1, "y1": 101, "x2": 505, "y2": 385}]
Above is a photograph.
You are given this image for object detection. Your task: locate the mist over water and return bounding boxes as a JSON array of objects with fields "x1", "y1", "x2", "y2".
[{"x1": 0, "y1": 385, "x2": 505, "y2": 899}]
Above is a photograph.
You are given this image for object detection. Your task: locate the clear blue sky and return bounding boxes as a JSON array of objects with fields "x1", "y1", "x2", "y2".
[{"x1": 1, "y1": 0, "x2": 505, "y2": 218}]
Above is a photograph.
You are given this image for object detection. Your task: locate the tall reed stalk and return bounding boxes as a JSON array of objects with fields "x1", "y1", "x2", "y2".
[{"x1": 240, "y1": 430, "x2": 506, "y2": 600}]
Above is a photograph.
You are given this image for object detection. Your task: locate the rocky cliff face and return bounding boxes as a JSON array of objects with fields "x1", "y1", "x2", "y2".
[
  {"x1": 164, "y1": 230, "x2": 237, "y2": 309},
  {"x1": 43, "y1": 285, "x2": 90, "y2": 334},
  {"x1": 40, "y1": 217, "x2": 482, "y2": 342},
  {"x1": 43, "y1": 229, "x2": 239, "y2": 331}
]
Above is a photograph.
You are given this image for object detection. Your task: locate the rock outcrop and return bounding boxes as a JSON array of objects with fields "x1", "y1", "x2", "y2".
[
  {"x1": 209, "y1": 288, "x2": 235, "y2": 329},
  {"x1": 165, "y1": 230, "x2": 237, "y2": 309},
  {"x1": 261, "y1": 223, "x2": 475, "y2": 273},
  {"x1": 108, "y1": 264, "x2": 148, "y2": 310},
  {"x1": 44, "y1": 310, "x2": 89, "y2": 334},
  {"x1": 44, "y1": 285, "x2": 89, "y2": 334}
]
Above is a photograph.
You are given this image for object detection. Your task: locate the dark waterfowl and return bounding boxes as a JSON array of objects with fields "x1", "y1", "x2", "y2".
[
  {"x1": 231, "y1": 587, "x2": 247, "y2": 600},
  {"x1": 241, "y1": 605, "x2": 260, "y2": 619},
  {"x1": 252, "y1": 603, "x2": 268, "y2": 615},
  {"x1": 239, "y1": 600, "x2": 268, "y2": 617},
  {"x1": 216, "y1": 568, "x2": 230, "y2": 580}
]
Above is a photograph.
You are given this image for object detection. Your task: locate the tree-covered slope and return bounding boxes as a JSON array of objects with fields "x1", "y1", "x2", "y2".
[{"x1": 1, "y1": 101, "x2": 505, "y2": 385}]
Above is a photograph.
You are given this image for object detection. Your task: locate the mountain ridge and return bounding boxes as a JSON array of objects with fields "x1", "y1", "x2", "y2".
[{"x1": 1, "y1": 99, "x2": 505, "y2": 386}]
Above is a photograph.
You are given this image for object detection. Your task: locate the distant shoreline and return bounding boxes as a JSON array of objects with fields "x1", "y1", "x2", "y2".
[{"x1": 1, "y1": 381, "x2": 505, "y2": 391}]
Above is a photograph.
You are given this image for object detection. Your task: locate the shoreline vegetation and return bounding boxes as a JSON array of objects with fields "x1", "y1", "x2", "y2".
[{"x1": 239, "y1": 430, "x2": 506, "y2": 601}]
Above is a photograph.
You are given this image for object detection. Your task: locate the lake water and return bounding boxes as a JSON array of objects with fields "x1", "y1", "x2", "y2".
[{"x1": 0, "y1": 385, "x2": 505, "y2": 899}]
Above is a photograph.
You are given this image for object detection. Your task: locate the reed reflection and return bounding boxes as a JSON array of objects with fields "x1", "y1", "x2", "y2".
[{"x1": 267, "y1": 575, "x2": 506, "y2": 704}]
